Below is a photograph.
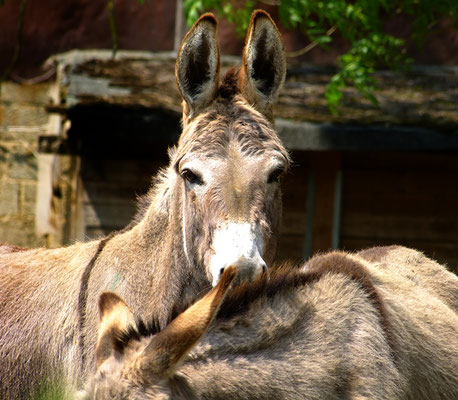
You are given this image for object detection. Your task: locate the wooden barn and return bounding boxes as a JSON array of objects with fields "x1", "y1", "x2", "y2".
[
  {"x1": 32, "y1": 51, "x2": 458, "y2": 272},
  {"x1": 1, "y1": 0, "x2": 457, "y2": 272}
]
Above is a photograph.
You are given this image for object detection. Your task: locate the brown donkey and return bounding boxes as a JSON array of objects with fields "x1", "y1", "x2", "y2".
[
  {"x1": 80, "y1": 246, "x2": 458, "y2": 400},
  {"x1": 0, "y1": 11, "x2": 289, "y2": 398}
]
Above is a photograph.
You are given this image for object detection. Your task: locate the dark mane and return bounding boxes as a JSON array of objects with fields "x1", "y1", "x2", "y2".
[
  {"x1": 112, "y1": 317, "x2": 162, "y2": 353},
  {"x1": 217, "y1": 261, "x2": 307, "y2": 320}
]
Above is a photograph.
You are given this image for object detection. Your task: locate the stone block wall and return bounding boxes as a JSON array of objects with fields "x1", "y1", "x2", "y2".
[{"x1": 0, "y1": 82, "x2": 56, "y2": 247}]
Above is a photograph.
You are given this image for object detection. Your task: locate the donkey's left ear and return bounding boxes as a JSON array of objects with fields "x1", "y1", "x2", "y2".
[
  {"x1": 96, "y1": 292, "x2": 136, "y2": 367},
  {"x1": 240, "y1": 10, "x2": 286, "y2": 121},
  {"x1": 176, "y1": 13, "x2": 220, "y2": 119}
]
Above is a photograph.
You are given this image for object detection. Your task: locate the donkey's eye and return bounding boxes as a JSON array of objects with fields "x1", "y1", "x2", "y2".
[
  {"x1": 267, "y1": 167, "x2": 284, "y2": 184},
  {"x1": 181, "y1": 169, "x2": 203, "y2": 185}
]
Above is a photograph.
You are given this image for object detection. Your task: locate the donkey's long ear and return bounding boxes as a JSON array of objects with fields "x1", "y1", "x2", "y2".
[
  {"x1": 96, "y1": 292, "x2": 136, "y2": 367},
  {"x1": 240, "y1": 10, "x2": 286, "y2": 121},
  {"x1": 133, "y1": 267, "x2": 237, "y2": 378},
  {"x1": 176, "y1": 13, "x2": 220, "y2": 119}
]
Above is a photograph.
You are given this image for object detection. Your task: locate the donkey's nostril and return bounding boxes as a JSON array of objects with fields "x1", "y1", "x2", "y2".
[{"x1": 230, "y1": 257, "x2": 267, "y2": 283}]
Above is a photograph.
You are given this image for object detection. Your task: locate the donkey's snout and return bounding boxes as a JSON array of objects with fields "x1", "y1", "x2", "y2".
[
  {"x1": 219, "y1": 257, "x2": 268, "y2": 285},
  {"x1": 210, "y1": 222, "x2": 267, "y2": 287}
]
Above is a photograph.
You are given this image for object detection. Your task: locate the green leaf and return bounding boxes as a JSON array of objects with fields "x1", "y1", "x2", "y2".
[
  {"x1": 184, "y1": 0, "x2": 203, "y2": 27},
  {"x1": 325, "y1": 74, "x2": 345, "y2": 114}
]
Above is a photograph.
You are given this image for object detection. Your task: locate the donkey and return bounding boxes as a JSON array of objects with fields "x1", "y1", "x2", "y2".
[
  {"x1": 0, "y1": 10, "x2": 289, "y2": 399},
  {"x1": 79, "y1": 246, "x2": 458, "y2": 400}
]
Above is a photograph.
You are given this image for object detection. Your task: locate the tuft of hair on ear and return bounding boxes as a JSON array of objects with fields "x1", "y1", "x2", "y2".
[
  {"x1": 176, "y1": 13, "x2": 221, "y2": 119},
  {"x1": 111, "y1": 318, "x2": 162, "y2": 354},
  {"x1": 240, "y1": 10, "x2": 286, "y2": 121},
  {"x1": 218, "y1": 67, "x2": 241, "y2": 99}
]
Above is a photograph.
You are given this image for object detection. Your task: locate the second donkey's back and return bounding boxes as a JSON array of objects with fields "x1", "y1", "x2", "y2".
[{"x1": 81, "y1": 246, "x2": 458, "y2": 399}]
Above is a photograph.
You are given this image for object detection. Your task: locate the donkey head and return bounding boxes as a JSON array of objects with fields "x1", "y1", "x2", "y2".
[
  {"x1": 79, "y1": 267, "x2": 237, "y2": 400},
  {"x1": 171, "y1": 10, "x2": 289, "y2": 286}
]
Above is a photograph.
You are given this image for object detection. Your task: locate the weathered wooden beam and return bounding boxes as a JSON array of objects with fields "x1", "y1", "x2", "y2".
[
  {"x1": 276, "y1": 119, "x2": 458, "y2": 151},
  {"x1": 39, "y1": 50, "x2": 458, "y2": 154},
  {"x1": 46, "y1": 50, "x2": 457, "y2": 130}
]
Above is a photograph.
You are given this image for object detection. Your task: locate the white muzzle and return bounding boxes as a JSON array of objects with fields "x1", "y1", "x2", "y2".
[{"x1": 209, "y1": 222, "x2": 267, "y2": 286}]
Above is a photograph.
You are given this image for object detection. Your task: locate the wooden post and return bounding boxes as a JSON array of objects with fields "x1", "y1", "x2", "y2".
[
  {"x1": 35, "y1": 77, "x2": 62, "y2": 242},
  {"x1": 174, "y1": 0, "x2": 186, "y2": 52},
  {"x1": 304, "y1": 151, "x2": 342, "y2": 258},
  {"x1": 36, "y1": 154, "x2": 57, "y2": 238}
]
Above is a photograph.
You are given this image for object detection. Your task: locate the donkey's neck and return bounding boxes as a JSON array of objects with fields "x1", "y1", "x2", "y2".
[{"x1": 96, "y1": 195, "x2": 208, "y2": 327}]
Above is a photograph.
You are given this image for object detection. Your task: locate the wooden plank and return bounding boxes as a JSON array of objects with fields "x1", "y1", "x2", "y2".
[
  {"x1": 339, "y1": 151, "x2": 458, "y2": 270},
  {"x1": 81, "y1": 158, "x2": 166, "y2": 184},
  {"x1": 341, "y1": 214, "x2": 458, "y2": 242},
  {"x1": 36, "y1": 154, "x2": 58, "y2": 236},
  {"x1": 67, "y1": 157, "x2": 85, "y2": 243},
  {"x1": 341, "y1": 155, "x2": 458, "y2": 261},
  {"x1": 81, "y1": 182, "x2": 148, "y2": 205},
  {"x1": 342, "y1": 171, "x2": 458, "y2": 215},
  {"x1": 307, "y1": 152, "x2": 342, "y2": 256},
  {"x1": 344, "y1": 152, "x2": 458, "y2": 172},
  {"x1": 276, "y1": 234, "x2": 307, "y2": 262},
  {"x1": 83, "y1": 203, "x2": 135, "y2": 230},
  {"x1": 278, "y1": 151, "x2": 311, "y2": 256},
  {"x1": 281, "y1": 169, "x2": 309, "y2": 210},
  {"x1": 79, "y1": 158, "x2": 168, "y2": 238},
  {"x1": 280, "y1": 211, "x2": 307, "y2": 235}
]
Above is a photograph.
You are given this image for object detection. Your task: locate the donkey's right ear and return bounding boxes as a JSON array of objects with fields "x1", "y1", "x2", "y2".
[
  {"x1": 240, "y1": 10, "x2": 286, "y2": 121},
  {"x1": 176, "y1": 13, "x2": 220, "y2": 119},
  {"x1": 96, "y1": 292, "x2": 136, "y2": 367}
]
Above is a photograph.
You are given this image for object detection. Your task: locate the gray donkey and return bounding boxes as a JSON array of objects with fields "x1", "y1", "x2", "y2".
[
  {"x1": 80, "y1": 246, "x2": 458, "y2": 400},
  {"x1": 0, "y1": 10, "x2": 289, "y2": 399}
]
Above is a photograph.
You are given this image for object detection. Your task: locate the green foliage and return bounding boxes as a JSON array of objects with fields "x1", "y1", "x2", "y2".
[
  {"x1": 184, "y1": 0, "x2": 255, "y2": 34},
  {"x1": 183, "y1": 0, "x2": 457, "y2": 113}
]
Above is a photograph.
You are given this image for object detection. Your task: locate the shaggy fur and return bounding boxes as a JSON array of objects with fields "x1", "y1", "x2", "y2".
[
  {"x1": 0, "y1": 11, "x2": 288, "y2": 399},
  {"x1": 80, "y1": 247, "x2": 458, "y2": 400}
]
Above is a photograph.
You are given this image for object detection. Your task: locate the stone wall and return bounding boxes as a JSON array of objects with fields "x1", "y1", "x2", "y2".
[
  {"x1": 0, "y1": 82, "x2": 48, "y2": 246},
  {"x1": 0, "y1": 81, "x2": 77, "y2": 248}
]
